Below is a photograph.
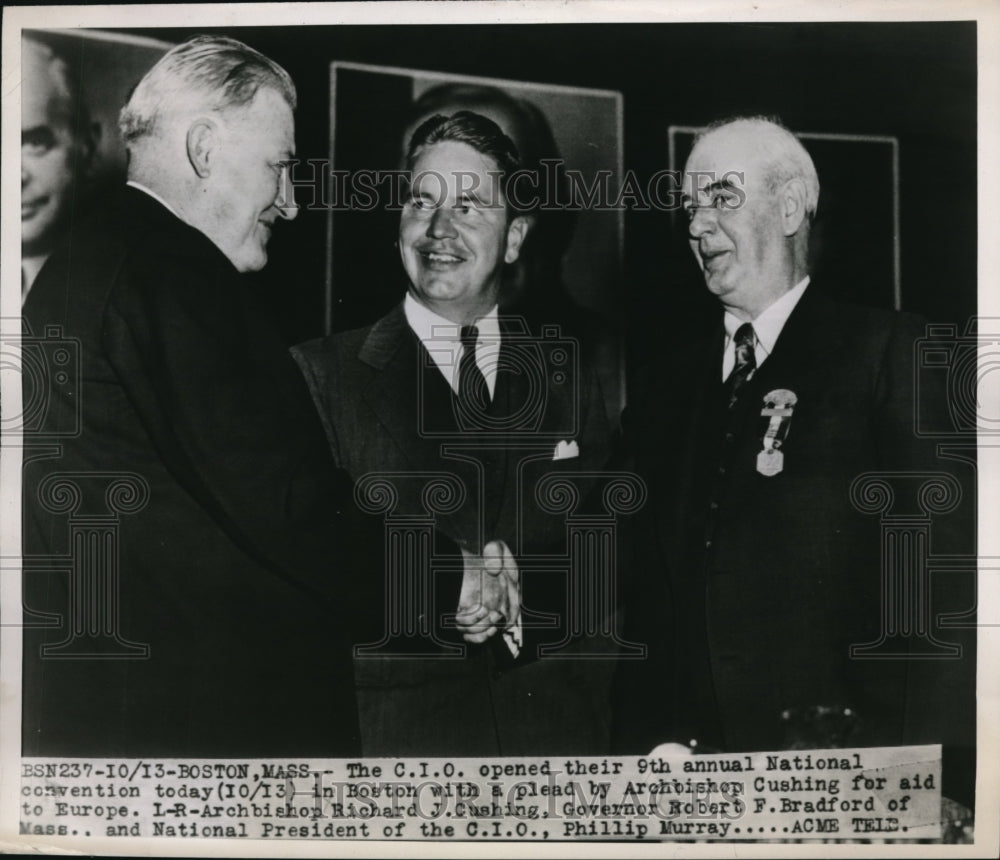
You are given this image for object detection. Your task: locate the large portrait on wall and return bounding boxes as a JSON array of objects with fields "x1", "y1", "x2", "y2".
[
  {"x1": 328, "y1": 63, "x2": 625, "y2": 419},
  {"x1": 17, "y1": 29, "x2": 168, "y2": 304},
  {"x1": 22, "y1": 29, "x2": 170, "y2": 202}
]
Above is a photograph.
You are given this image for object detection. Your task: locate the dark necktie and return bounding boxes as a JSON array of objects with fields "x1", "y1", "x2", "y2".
[
  {"x1": 459, "y1": 325, "x2": 490, "y2": 408},
  {"x1": 725, "y1": 322, "x2": 756, "y2": 407}
]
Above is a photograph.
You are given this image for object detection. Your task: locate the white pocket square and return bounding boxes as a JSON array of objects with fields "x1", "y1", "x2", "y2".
[{"x1": 553, "y1": 440, "x2": 580, "y2": 461}]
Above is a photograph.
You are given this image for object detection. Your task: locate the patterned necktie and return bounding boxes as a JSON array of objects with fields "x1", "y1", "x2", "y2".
[
  {"x1": 725, "y1": 322, "x2": 756, "y2": 407},
  {"x1": 459, "y1": 325, "x2": 490, "y2": 408}
]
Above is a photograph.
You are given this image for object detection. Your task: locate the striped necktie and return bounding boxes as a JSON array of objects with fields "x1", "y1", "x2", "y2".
[{"x1": 725, "y1": 322, "x2": 756, "y2": 408}]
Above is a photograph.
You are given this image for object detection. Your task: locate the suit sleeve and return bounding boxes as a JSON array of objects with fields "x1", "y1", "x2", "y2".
[
  {"x1": 100, "y1": 239, "x2": 449, "y2": 642},
  {"x1": 290, "y1": 341, "x2": 343, "y2": 469},
  {"x1": 289, "y1": 335, "x2": 467, "y2": 646},
  {"x1": 873, "y1": 316, "x2": 977, "y2": 807},
  {"x1": 609, "y1": 370, "x2": 679, "y2": 754}
]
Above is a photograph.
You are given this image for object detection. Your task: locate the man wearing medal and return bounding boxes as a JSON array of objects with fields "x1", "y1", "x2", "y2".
[{"x1": 613, "y1": 116, "x2": 975, "y2": 808}]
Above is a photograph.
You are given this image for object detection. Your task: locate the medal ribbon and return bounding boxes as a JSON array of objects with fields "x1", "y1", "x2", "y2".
[{"x1": 760, "y1": 390, "x2": 798, "y2": 454}]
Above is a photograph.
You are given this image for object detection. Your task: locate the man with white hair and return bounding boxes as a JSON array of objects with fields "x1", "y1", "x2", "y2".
[
  {"x1": 21, "y1": 34, "x2": 99, "y2": 298},
  {"x1": 613, "y1": 116, "x2": 975, "y2": 806},
  {"x1": 22, "y1": 35, "x2": 510, "y2": 757}
]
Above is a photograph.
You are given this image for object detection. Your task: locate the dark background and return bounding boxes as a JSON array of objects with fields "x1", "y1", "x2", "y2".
[{"x1": 104, "y1": 21, "x2": 976, "y2": 376}]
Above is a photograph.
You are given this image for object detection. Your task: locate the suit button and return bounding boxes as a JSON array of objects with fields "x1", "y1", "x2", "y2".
[
  {"x1": 709, "y1": 501, "x2": 719, "y2": 510},
  {"x1": 717, "y1": 465, "x2": 727, "y2": 475},
  {"x1": 724, "y1": 432, "x2": 735, "y2": 443},
  {"x1": 705, "y1": 540, "x2": 712, "y2": 549}
]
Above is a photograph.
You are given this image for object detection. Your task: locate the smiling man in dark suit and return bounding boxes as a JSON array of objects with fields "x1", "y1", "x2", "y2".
[
  {"x1": 613, "y1": 116, "x2": 975, "y2": 806},
  {"x1": 293, "y1": 112, "x2": 615, "y2": 756},
  {"x1": 21, "y1": 37, "x2": 506, "y2": 757}
]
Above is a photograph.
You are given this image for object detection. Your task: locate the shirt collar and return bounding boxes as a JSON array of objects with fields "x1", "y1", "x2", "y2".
[
  {"x1": 724, "y1": 275, "x2": 810, "y2": 359},
  {"x1": 403, "y1": 293, "x2": 501, "y2": 394},
  {"x1": 127, "y1": 180, "x2": 182, "y2": 220},
  {"x1": 403, "y1": 292, "x2": 500, "y2": 344}
]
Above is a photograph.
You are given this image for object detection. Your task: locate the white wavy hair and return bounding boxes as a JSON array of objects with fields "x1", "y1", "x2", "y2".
[
  {"x1": 119, "y1": 34, "x2": 296, "y2": 145},
  {"x1": 695, "y1": 115, "x2": 820, "y2": 218}
]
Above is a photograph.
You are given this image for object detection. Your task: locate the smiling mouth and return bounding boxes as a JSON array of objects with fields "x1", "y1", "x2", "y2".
[
  {"x1": 420, "y1": 250, "x2": 464, "y2": 265},
  {"x1": 22, "y1": 197, "x2": 48, "y2": 219},
  {"x1": 701, "y1": 249, "x2": 729, "y2": 267}
]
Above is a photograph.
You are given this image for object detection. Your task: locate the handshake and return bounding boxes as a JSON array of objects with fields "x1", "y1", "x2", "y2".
[{"x1": 457, "y1": 540, "x2": 521, "y2": 644}]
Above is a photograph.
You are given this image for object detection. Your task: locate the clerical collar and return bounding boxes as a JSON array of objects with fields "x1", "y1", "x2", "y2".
[
  {"x1": 127, "y1": 180, "x2": 182, "y2": 220},
  {"x1": 403, "y1": 293, "x2": 500, "y2": 395},
  {"x1": 723, "y1": 276, "x2": 810, "y2": 370}
]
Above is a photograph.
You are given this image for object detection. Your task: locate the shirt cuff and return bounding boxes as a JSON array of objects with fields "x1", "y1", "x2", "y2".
[
  {"x1": 502, "y1": 565, "x2": 523, "y2": 658},
  {"x1": 502, "y1": 619, "x2": 522, "y2": 657}
]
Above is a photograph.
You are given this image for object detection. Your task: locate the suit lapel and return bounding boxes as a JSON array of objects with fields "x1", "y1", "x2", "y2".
[
  {"x1": 359, "y1": 304, "x2": 455, "y2": 476},
  {"x1": 749, "y1": 283, "x2": 839, "y2": 413}
]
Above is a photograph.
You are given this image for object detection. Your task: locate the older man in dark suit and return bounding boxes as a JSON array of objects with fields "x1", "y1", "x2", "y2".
[
  {"x1": 612, "y1": 116, "x2": 975, "y2": 806},
  {"x1": 21, "y1": 37, "x2": 506, "y2": 757},
  {"x1": 294, "y1": 112, "x2": 616, "y2": 756}
]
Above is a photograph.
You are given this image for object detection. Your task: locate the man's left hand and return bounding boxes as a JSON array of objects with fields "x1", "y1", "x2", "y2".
[{"x1": 457, "y1": 539, "x2": 520, "y2": 644}]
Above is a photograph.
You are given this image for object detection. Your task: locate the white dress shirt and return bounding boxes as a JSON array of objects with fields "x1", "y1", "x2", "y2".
[
  {"x1": 721, "y1": 276, "x2": 811, "y2": 380},
  {"x1": 403, "y1": 292, "x2": 501, "y2": 397}
]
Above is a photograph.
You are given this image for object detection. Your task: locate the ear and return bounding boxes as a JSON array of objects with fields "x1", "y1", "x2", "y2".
[
  {"x1": 779, "y1": 177, "x2": 809, "y2": 237},
  {"x1": 79, "y1": 121, "x2": 101, "y2": 173},
  {"x1": 503, "y1": 215, "x2": 530, "y2": 264},
  {"x1": 186, "y1": 118, "x2": 218, "y2": 179}
]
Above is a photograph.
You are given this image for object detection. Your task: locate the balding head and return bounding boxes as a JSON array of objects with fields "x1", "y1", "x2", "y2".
[
  {"x1": 683, "y1": 116, "x2": 817, "y2": 320},
  {"x1": 695, "y1": 116, "x2": 820, "y2": 219}
]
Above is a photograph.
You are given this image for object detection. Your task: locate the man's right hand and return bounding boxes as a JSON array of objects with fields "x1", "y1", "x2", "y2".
[{"x1": 457, "y1": 540, "x2": 519, "y2": 644}]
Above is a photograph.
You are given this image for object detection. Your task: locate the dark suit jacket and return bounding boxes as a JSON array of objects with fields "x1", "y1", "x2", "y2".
[
  {"x1": 293, "y1": 304, "x2": 617, "y2": 755},
  {"x1": 21, "y1": 186, "x2": 455, "y2": 757},
  {"x1": 612, "y1": 285, "x2": 976, "y2": 803}
]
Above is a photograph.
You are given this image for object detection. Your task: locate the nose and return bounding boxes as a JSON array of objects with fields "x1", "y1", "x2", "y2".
[
  {"x1": 275, "y1": 166, "x2": 298, "y2": 221},
  {"x1": 427, "y1": 206, "x2": 457, "y2": 238},
  {"x1": 687, "y1": 205, "x2": 717, "y2": 240}
]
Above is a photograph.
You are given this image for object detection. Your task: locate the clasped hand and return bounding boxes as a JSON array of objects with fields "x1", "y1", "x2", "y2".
[{"x1": 457, "y1": 539, "x2": 520, "y2": 643}]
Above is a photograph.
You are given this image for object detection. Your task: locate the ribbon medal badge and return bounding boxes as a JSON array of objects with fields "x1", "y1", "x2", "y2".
[{"x1": 757, "y1": 389, "x2": 798, "y2": 477}]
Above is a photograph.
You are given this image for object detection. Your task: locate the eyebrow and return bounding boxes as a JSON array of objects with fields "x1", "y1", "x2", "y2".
[
  {"x1": 457, "y1": 190, "x2": 490, "y2": 207},
  {"x1": 22, "y1": 125, "x2": 55, "y2": 142},
  {"x1": 682, "y1": 178, "x2": 740, "y2": 205},
  {"x1": 408, "y1": 188, "x2": 493, "y2": 208}
]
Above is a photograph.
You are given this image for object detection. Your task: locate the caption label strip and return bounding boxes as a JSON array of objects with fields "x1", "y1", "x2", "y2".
[{"x1": 18, "y1": 745, "x2": 941, "y2": 842}]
